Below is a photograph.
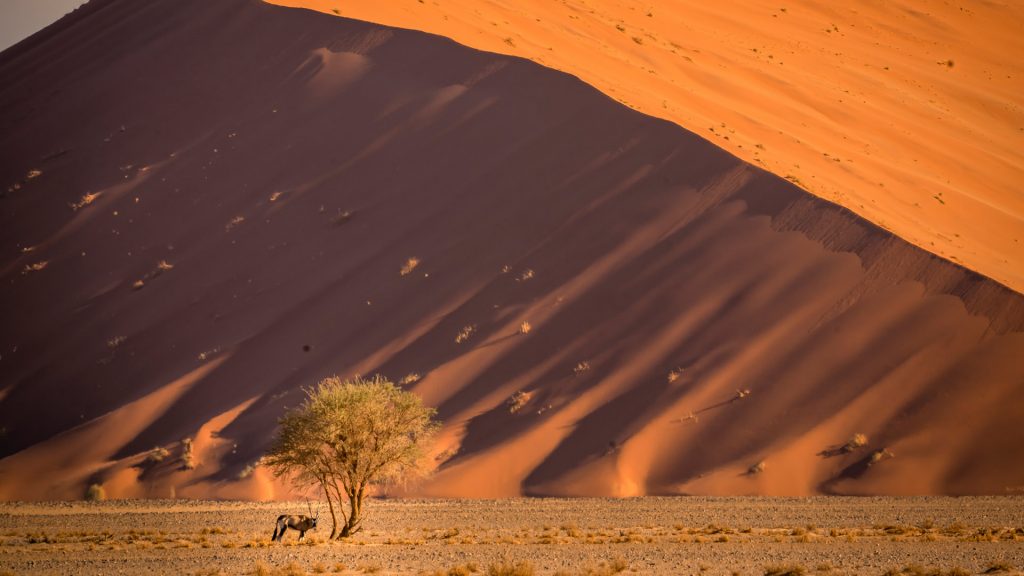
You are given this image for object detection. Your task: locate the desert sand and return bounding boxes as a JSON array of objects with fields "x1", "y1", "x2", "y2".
[
  {"x1": 271, "y1": 0, "x2": 1024, "y2": 292},
  {"x1": 1, "y1": 497, "x2": 1023, "y2": 575},
  {"x1": 0, "y1": 0, "x2": 1023, "y2": 501}
]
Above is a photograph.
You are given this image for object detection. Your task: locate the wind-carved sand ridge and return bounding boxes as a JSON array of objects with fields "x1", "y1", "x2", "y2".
[
  {"x1": 0, "y1": 0, "x2": 1022, "y2": 500},
  {"x1": 272, "y1": 0, "x2": 1024, "y2": 293}
]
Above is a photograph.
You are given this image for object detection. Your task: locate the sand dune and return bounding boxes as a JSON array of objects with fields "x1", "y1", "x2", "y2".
[
  {"x1": 272, "y1": 0, "x2": 1024, "y2": 293},
  {"x1": 0, "y1": 0, "x2": 1022, "y2": 500}
]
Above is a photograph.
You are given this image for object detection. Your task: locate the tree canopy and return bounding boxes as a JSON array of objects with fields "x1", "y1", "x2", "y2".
[{"x1": 265, "y1": 375, "x2": 439, "y2": 538}]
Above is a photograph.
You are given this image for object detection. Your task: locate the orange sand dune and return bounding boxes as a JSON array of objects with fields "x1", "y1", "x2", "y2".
[
  {"x1": 273, "y1": 0, "x2": 1024, "y2": 293},
  {"x1": 0, "y1": 0, "x2": 1022, "y2": 500}
]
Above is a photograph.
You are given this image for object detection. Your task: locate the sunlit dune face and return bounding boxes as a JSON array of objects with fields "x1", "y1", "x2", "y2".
[{"x1": 269, "y1": 0, "x2": 1024, "y2": 292}]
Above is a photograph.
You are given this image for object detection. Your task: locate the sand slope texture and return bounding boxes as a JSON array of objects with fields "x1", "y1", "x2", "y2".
[{"x1": 0, "y1": 0, "x2": 1022, "y2": 499}]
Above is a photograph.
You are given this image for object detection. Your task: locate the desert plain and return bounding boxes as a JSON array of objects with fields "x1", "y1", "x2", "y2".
[{"x1": 2, "y1": 497, "x2": 1024, "y2": 575}]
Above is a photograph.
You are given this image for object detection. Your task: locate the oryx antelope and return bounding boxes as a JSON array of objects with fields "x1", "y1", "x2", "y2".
[{"x1": 271, "y1": 501, "x2": 319, "y2": 542}]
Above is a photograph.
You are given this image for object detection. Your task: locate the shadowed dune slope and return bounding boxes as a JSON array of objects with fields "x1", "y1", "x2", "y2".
[{"x1": 0, "y1": 0, "x2": 1022, "y2": 500}]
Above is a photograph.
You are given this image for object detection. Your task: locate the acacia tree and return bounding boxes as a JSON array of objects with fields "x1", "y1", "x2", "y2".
[{"x1": 265, "y1": 375, "x2": 439, "y2": 538}]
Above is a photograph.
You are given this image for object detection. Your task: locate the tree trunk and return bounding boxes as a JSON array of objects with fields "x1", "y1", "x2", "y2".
[
  {"x1": 322, "y1": 482, "x2": 339, "y2": 539},
  {"x1": 339, "y1": 485, "x2": 363, "y2": 538},
  {"x1": 331, "y1": 482, "x2": 350, "y2": 539}
]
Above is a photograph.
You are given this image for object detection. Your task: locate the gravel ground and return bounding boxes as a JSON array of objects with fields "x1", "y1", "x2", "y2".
[{"x1": 1, "y1": 497, "x2": 1022, "y2": 575}]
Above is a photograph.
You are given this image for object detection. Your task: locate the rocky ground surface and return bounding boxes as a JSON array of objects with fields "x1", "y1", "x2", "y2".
[{"x1": 1, "y1": 497, "x2": 1023, "y2": 575}]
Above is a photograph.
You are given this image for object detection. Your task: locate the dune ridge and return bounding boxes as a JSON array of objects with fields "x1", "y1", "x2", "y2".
[
  {"x1": 272, "y1": 0, "x2": 1024, "y2": 293},
  {"x1": 0, "y1": 0, "x2": 1022, "y2": 500}
]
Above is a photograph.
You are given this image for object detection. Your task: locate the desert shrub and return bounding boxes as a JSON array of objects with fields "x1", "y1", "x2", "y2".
[
  {"x1": 70, "y1": 191, "x2": 102, "y2": 211},
  {"x1": 748, "y1": 460, "x2": 766, "y2": 475},
  {"x1": 868, "y1": 448, "x2": 895, "y2": 466},
  {"x1": 487, "y1": 561, "x2": 534, "y2": 576},
  {"x1": 85, "y1": 483, "x2": 106, "y2": 501},
  {"x1": 400, "y1": 373, "x2": 422, "y2": 385},
  {"x1": 455, "y1": 325, "x2": 477, "y2": 344},
  {"x1": 106, "y1": 335, "x2": 127, "y2": 349},
  {"x1": 237, "y1": 459, "x2": 262, "y2": 479},
  {"x1": 146, "y1": 446, "x2": 170, "y2": 463},
  {"x1": 507, "y1": 391, "x2": 532, "y2": 414},
  {"x1": 181, "y1": 437, "x2": 196, "y2": 469},
  {"x1": 400, "y1": 257, "x2": 420, "y2": 276},
  {"x1": 842, "y1": 433, "x2": 868, "y2": 452},
  {"x1": 23, "y1": 261, "x2": 48, "y2": 273},
  {"x1": 882, "y1": 566, "x2": 971, "y2": 576},
  {"x1": 519, "y1": 321, "x2": 532, "y2": 334}
]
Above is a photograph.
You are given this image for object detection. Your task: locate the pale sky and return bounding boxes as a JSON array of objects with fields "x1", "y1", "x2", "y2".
[{"x1": 0, "y1": 0, "x2": 89, "y2": 52}]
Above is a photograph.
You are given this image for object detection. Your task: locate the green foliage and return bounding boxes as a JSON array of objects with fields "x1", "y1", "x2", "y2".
[{"x1": 265, "y1": 375, "x2": 439, "y2": 538}]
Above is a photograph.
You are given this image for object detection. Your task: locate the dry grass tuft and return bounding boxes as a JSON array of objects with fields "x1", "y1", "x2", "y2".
[
  {"x1": 748, "y1": 460, "x2": 766, "y2": 475},
  {"x1": 487, "y1": 561, "x2": 534, "y2": 576},
  {"x1": 573, "y1": 361, "x2": 591, "y2": 375},
  {"x1": 576, "y1": 557, "x2": 629, "y2": 575},
  {"x1": 400, "y1": 373, "x2": 422, "y2": 385},
  {"x1": 519, "y1": 321, "x2": 532, "y2": 334}
]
